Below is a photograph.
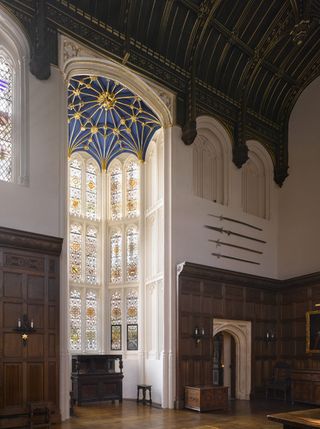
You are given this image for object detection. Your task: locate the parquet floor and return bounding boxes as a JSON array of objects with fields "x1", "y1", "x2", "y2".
[{"x1": 54, "y1": 400, "x2": 314, "y2": 429}]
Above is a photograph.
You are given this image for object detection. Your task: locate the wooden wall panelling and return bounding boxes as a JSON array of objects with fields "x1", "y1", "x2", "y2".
[
  {"x1": 0, "y1": 227, "x2": 62, "y2": 428},
  {"x1": 176, "y1": 263, "x2": 281, "y2": 406}
]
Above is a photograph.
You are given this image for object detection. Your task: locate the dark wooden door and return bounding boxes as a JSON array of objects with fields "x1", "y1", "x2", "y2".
[
  {"x1": 0, "y1": 227, "x2": 62, "y2": 428},
  {"x1": 213, "y1": 333, "x2": 223, "y2": 386},
  {"x1": 230, "y1": 334, "x2": 236, "y2": 399}
]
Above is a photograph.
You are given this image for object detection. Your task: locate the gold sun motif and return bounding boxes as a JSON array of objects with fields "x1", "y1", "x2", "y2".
[{"x1": 98, "y1": 91, "x2": 117, "y2": 109}]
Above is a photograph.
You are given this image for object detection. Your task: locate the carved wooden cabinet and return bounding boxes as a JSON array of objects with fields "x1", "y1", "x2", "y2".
[
  {"x1": 0, "y1": 227, "x2": 63, "y2": 428},
  {"x1": 185, "y1": 385, "x2": 228, "y2": 412},
  {"x1": 291, "y1": 369, "x2": 320, "y2": 405},
  {"x1": 71, "y1": 355, "x2": 123, "y2": 405}
]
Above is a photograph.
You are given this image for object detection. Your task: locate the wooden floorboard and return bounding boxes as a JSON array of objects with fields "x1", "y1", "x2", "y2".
[{"x1": 55, "y1": 400, "x2": 315, "y2": 429}]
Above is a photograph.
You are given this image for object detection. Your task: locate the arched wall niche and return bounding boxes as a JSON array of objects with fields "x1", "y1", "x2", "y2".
[
  {"x1": 242, "y1": 140, "x2": 273, "y2": 220},
  {"x1": 0, "y1": 4, "x2": 29, "y2": 185},
  {"x1": 194, "y1": 115, "x2": 231, "y2": 206}
]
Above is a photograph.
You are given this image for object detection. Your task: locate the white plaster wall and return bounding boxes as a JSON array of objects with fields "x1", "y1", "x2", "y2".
[
  {"x1": 279, "y1": 76, "x2": 320, "y2": 279},
  {"x1": 145, "y1": 359, "x2": 163, "y2": 405},
  {"x1": 171, "y1": 125, "x2": 279, "y2": 278},
  {"x1": 0, "y1": 66, "x2": 64, "y2": 237},
  {"x1": 122, "y1": 359, "x2": 139, "y2": 399}
]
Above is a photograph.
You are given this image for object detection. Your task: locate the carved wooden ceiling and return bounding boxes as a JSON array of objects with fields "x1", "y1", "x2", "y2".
[{"x1": 2, "y1": 0, "x2": 320, "y2": 185}]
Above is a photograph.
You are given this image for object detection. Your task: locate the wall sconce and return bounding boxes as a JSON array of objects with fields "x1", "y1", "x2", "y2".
[
  {"x1": 265, "y1": 330, "x2": 276, "y2": 343},
  {"x1": 193, "y1": 327, "x2": 205, "y2": 344},
  {"x1": 14, "y1": 314, "x2": 35, "y2": 346}
]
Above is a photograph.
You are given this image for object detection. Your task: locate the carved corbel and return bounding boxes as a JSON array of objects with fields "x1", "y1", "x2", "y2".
[
  {"x1": 182, "y1": 78, "x2": 197, "y2": 145},
  {"x1": 232, "y1": 121, "x2": 248, "y2": 168},
  {"x1": 30, "y1": 0, "x2": 50, "y2": 80}
]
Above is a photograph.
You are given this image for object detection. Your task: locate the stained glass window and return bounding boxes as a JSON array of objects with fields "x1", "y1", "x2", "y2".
[
  {"x1": 69, "y1": 158, "x2": 82, "y2": 216},
  {"x1": 110, "y1": 165, "x2": 122, "y2": 220},
  {"x1": 0, "y1": 54, "x2": 13, "y2": 182},
  {"x1": 70, "y1": 288, "x2": 82, "y2": 351},
  {"x1": 111, "y1": 291, "x2": 122, "y2": 350},
  {"x1": 85, "y1": 290, "x2": 98, "y2": 351},
  {"x1": 86, "y1": 162, "x2": 97, "y2": 219},
  {"x1": 126, "y1": 290, "x2": 138, "y2": 324},
  {"x1": 126, "y1": 160, "x2": 139, "y2": 217},
  {"x1": 110, "y1": 230, "x2": 122, "y2": 283},
  {"x1": 126, "y1": 226, "x2": 139, "y2": 281},
  {"x1": 85, "y1": 225, "x2": 98, "y2": 284},
  {"x1": 70, "y1": 223, "x2": 82, "y2": 282}
]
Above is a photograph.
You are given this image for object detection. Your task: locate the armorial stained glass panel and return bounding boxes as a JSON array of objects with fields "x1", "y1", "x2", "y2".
[
  {"x1": 126, "y1": 226, "x2": 138, "y2": 281},
  {"x1": 86, "y1": 162, "x2": 98, "y2": 219},
  {"x1": 69, "y1": 158, "x2": 82, "y2": 216},
  {"x1": 86, "y1": 290, "x2": 98, "y2": 351},
  {"x1": 110, "y1": 165, "x2": 122, "y2": 220},
  {"x1": 110, "y1": 230, "x2": 122, "y2": 283},
  {"x1": 70, "y1": 223, "x2": 82, "y2": 282},
  {"x1": 0, "y1": 54, "x2": 13, "y2": 182},
  {"x1": 126, "y1": 160, "x2": 139, "y2": 217},
  {"x1": 70, "y1": 288, "x2": 82, "y2": 351},
  {"x1": 85, "y1": 225, "x2": 98, "y2": 284}
]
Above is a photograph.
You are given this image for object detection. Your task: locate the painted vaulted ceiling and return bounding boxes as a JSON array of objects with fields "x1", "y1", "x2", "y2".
[
  {"x1": 68, "y1": 75, "x2": 161, "y2": 170},
  {"x1": 1, "y1": 0, "x2": 320, "y2": 184}
]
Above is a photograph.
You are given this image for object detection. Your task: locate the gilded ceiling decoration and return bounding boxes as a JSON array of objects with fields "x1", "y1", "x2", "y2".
[
  {"x1": 68, "y1": 75, "x2": 161, "y2": 170},
  {"x1": 2, "y1": 0, "x2": 320, "y2": 184}
]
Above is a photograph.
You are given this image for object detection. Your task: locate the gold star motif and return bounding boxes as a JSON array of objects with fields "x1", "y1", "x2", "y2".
[{"x1": 91, "y1": 126, "x2": 98, "y2": 134}]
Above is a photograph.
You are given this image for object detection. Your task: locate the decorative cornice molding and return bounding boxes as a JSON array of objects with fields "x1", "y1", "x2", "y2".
[
  {"x1": 0, "y1": 227, "x2": 63, "y2": 256},
  {"x1": 177, "y1": 261, "x2": 320, "y2": 291}
]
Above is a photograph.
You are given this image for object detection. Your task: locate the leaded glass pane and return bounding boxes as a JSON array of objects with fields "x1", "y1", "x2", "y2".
[
  {"x1": 85, "y1": 225, "x2": 98, "y2": 284},
  {"x1": 110, "y1": 166, "x2": 122, "y2": 220},
  {"x1": 126, "y1": 226, "x2": 138, "y2": 281},
  {"x1": 0, "y1": 54, "x2": 13, "y2": 182},
  {"x1": 126, "y1": 160, "x2": 139, "y2": 217},
  {"x1": 69, "y1": 158, "x2": 82, "y2": 216},
  {"x1": 70, "y1": 223, "x2": 82, "y2": 282},
  {"x1": 86, "y1": 162, "x2": 97, "y2": 219},
  {"x1": 111, "y1": 291, "x2": 122, "y2": 350},
  {"x1": 85, "y1": 290, "x2": 98, "y2": 351},
  {"x1": 110, "y1": 230, "x2": 122, "y2": 283},
  {"x1": 126, "y1": 290, "x2": 138, "y2": 324},
  {"x1": 70, "y1": 288, "x2": 81, "y2": 351}
]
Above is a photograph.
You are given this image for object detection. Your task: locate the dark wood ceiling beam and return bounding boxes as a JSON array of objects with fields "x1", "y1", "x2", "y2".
[{"x1": 157, "y1": 0, "x2": 174, "y2": 52}]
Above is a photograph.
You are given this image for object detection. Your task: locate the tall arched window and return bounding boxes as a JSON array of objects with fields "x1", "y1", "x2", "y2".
[
  {"x1": 68, "y1": 154, "x2": 141, "y2": 352},
  {"x1": 0, "y1": 52, "x2": 13, "y2": 182},
  {"x1": 0, "y1": 5, "x2": 29, "y2": 185}
]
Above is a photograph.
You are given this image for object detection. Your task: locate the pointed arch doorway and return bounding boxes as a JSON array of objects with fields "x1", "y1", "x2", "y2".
[{"x1": 213, "y1": 319, "x2": 251, "y2": 400}]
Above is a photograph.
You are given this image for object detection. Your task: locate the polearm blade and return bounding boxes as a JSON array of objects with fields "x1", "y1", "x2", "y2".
[
  {"x1": 209, "y1": 239, "x2": 263, "y2": 254},
  {"x1": 205, "y1": 225, "x2": 266, "y2": 244},
  {"x1": 208, "y1": 214, "x2": 262, "y2": 231},
  {"x1": 211, "y1": 252, "x2": 260, "y2": 265}
]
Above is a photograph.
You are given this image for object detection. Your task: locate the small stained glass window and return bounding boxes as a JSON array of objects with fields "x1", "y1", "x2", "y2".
[
  {"x1": 110, "y1": 165, "x2": 122, "y2": 220},
  {"x1": 126, "y1": 290, "x2": 138, "y2": 324},
  {"x1": 126, "y1": 226, "x2": 138, "y2": 281},
  {"x1": 69, "y1": 158, "x2": 82, "y2": 216},
  {"x1": 111, "y1": 291, "x2": 122, "y2": 350},
  {"x1": 86, "y1": 162, "x2": 97, "y2": 219},
  {"x1": 70, "y1": 288, "x2": 82, "y2": 351},
  {"x1": 110, "y1": 230, "x2": 122, "y2": 283},
  {"x1": 0, "y1": 54, "x2": 13, "y2": 182},
  {"x1": 85, "y1": 225, "x2": 98, "y2": 284},
  {"x1": 70, "y1": 223, "x2": 82, "y2": 282},
  {"x1": 126, "y1": 160, "x2": 139, "y2": 217},
  {"x1": 86, "y1": 290, "x2": 98, "y2": 351}
]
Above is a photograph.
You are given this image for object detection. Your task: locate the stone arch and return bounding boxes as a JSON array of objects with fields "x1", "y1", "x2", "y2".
[
  {"x1": 213, "y1": 318, "x2": 251, "y2": 400},
  {"x1": 63, "y1": 57, "x2": 172, "y2": 129}
]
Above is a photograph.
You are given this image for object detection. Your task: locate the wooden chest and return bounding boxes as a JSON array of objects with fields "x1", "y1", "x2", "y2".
[{"x1": 184, "y1": 385, "x2": 228, "y2": 412}]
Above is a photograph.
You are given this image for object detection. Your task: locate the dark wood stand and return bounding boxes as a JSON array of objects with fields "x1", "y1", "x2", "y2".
[
  {"x1": 268, "y1": 409, "x2": 320, "y2": 428},
  {"x1": 291, "y1": 369, "x2": 320, "y2": 405},
  {"x1": 71, "y1": 355, "x2": 123, "y2": 405},
  {"x1": 184, "y1": 385, "x2": 228, "y2": 412}
]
